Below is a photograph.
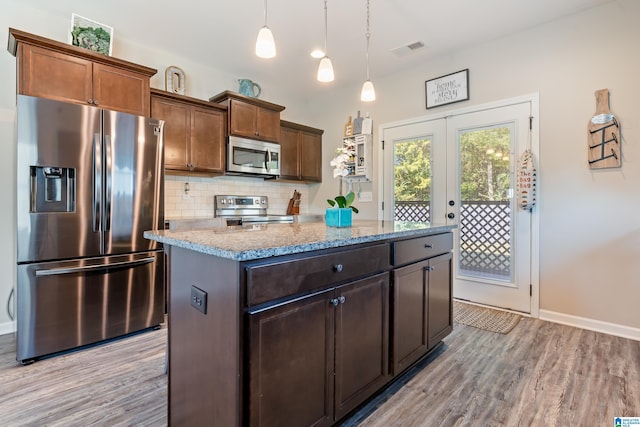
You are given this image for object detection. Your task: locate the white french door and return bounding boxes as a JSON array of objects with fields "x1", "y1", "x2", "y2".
[
  {"x1": 446, "y1": 103, "x2": 532, "y2": 313},
  {"x1": 381, "y1": 99, "x2": 536, "y2": 314},
  {"x1": 380, "y1": 119, "x2": 446, "y2": 223}
]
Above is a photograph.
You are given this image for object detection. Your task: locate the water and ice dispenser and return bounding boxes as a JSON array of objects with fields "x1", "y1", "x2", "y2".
[{"x1": 30, "y1": 166, "x2": 76, "y2": 213}]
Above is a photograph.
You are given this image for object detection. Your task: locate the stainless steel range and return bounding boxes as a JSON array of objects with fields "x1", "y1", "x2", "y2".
[{"x1": 214, "y1": 195, "x2": 294, "y2": 225}]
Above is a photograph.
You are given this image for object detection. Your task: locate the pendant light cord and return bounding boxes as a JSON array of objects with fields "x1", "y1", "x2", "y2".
[
  {"x1": 365, "y1": 0, "x2": 371, "y2": 80},
  {"x1": 323, "y1": 0, "x2": 328, "y2": 55},
  {"x1": 263, "y1": 0, "x2": 268, "y2": 26}
]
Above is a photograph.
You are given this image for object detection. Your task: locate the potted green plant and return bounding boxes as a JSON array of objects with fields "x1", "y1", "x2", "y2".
[{"x1": 326, "y1": 147, "x2": 359, "y2": 227}]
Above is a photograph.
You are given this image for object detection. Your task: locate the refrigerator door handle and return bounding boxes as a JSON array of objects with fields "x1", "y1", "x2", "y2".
[
  {"x1": 93, "y1": 133, "x2": 102, "y2": 232},
  {"x1": 104, "y1": 134, "x2": 113, "y2": 232},
  {"x1": 34, "y1": 256, "x2": 156, "y2": 277}
]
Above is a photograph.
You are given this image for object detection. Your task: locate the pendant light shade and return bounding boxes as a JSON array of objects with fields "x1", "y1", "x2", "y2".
[
  {"x1": 317, "y1": 0, "x2": 334, "y2": 82},
  {"x1": 255, "y1": 0, "x2": 276, "y2": 58},
  {"x1": 360, "y1": 0, "x2": 375, "y2": 101},
  {"x1": 256, "y1": 26, "x2": 276, "y2": 58},
  {"x1": 361, "y1": 80, "x2": 376, "y2": 101},
  {"x1": 317, "y1": 56, "x2": 335, "y2": 82}
]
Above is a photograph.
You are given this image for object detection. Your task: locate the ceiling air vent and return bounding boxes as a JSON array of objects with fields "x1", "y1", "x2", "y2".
[{"x1": 391, "y1": 41, "x2": 425, "y2": 57}]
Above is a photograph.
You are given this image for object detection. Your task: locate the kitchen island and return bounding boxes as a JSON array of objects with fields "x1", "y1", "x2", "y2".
[{"x1": 145, "y1": 220, "x2": 455, "y2": 427}]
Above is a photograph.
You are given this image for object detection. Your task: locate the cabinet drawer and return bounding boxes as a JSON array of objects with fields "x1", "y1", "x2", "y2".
[
  {"x1": 246, "y1": 244, "x2": 389, "y2": 306},
  {"x1": 392, "y1": 233, "x2": 452, "y2": 266}
]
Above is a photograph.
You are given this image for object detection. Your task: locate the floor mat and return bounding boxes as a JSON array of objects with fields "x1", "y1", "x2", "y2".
[{"x1": 453, "y1": 300, "x2": 521, "y2": 334}]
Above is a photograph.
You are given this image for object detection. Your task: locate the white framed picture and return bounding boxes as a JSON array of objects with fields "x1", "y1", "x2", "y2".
[{"x1": 69, "y1": 14, "x2": 113, "y2": 56}]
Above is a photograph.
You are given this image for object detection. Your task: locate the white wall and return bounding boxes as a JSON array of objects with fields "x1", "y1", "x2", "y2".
[
  {"x1": 307, "y1": 0, "x2": 640, "y2": 334},
  {"x1": 1, "y1": 1, "x2": 639, "y2": 336}
]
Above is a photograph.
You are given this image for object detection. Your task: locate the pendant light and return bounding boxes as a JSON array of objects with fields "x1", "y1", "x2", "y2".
[
  {"x1": 317, "y1": 0, "x2": 334, "y2": 82},
  {"x1": 360, "y1": 0, "x2": 376, "y2": 101},
  {"x1": 255, "y1": 0, "x2": 276, "y2": 58}
]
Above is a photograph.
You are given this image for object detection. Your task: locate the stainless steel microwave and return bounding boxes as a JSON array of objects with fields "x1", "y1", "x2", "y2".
[{"x1": 227, "y1": 136, "x2": 281, "y2": 177}]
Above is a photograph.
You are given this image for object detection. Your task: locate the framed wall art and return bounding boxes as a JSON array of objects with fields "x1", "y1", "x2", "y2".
[
  {"x1": 69, "y1": 13, "x2": 113, "y2": 56},
  {"x1": 425, "y1": 68, "x2": 469, "y2": 109}
]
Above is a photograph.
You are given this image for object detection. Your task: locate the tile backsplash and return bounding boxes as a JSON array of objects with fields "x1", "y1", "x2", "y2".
[{"x1": 165, "y1": 175, "x2": 311, "y2": 219}]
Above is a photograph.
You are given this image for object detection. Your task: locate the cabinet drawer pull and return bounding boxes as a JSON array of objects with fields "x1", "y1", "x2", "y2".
[
  {"x1": 424, "y1": 244, "x2": 433, "y2": 248},
  {"x1": 333, "y1": 264, "x2": 343, "y2": 273},
  {"x1": 339, "y1": 296, "x2": 346, "y2": 304},
  {"x1": 424, "y1": 266, "x2": 434, "y2": 272},
  {"x1": 330, "y1": 298, "x2": 340, "y2": 307}
]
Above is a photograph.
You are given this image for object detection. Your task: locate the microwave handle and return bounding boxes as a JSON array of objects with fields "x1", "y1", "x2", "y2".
[{"x1": 265, "y1": 149, "x2": 271, "y2": 172}]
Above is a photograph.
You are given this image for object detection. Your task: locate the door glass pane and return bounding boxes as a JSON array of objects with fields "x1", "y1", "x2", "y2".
[
  {"x1": 393, "y1": 138, "x2": 431, "y2": 222},
  {"x1": 459, "y1": 126, "x2": 513, "y2": 281}
]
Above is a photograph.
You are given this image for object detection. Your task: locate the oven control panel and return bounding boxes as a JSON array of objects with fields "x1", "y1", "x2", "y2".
[{"x1": 214, "y1": 195, "x2": 269, "y2": 218}]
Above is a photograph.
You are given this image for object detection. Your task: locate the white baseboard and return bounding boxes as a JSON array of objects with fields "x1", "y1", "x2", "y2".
[
  {"x1": 0, "y1": 320, "x2": 16, "y2": 336},
  {"x1": 539, "y1": 309, "x2": 640, "y2": 342}
]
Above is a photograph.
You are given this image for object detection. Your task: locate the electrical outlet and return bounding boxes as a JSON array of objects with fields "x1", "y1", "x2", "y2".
[{"x1": 190, "y1": 286, "x2": 207, "y2": 314}]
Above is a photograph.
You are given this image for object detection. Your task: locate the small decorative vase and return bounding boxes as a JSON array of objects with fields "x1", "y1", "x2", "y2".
[{"x1": 325, "y1": 208, "x2": 352, "y2": 228}]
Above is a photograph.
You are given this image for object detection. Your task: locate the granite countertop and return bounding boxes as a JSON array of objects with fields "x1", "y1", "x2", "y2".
[{"x1": 144, "y1": 220, "x2": 454, "y2": 261}]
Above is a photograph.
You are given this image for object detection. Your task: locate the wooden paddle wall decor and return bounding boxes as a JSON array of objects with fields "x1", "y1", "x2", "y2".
[{"x1": 588, "y1": 88, "x2": 621, "y2": 169}]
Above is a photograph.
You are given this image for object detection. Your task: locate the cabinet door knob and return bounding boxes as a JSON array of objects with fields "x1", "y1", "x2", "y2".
[
  {"x1": 330, "y1": 298, "x2": 340, "y2": 307},
  {"x1": 333, "y1": 264, "x2": 343, "y2": 273},
  {"x1": 93, "y1": 100, "x2": 99, "y2": 106},
  {"x1": 87, "y1": 99, "x2": 93, "y2": 104},
  {"x1": 339, "y1": 296, "x2": 346, "y2": 304},
  {"x1": 447, "y1": 213, "x2": 455, "y2": 219},
  {"x1": 424, "y1": 266, "x2": 434, "y2": 272}
]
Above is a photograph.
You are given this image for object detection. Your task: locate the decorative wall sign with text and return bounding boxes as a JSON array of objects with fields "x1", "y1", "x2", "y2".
[{"x1": 425, "y1": 69, "x2": 469, "y2": 109}]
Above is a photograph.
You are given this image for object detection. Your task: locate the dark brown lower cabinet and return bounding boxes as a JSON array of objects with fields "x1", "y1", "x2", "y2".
[
  {"x1": 392, "y1": 252, "x2": 452, "y2": 375},
  {"x1": 334, "y1": 273, "x2": 390, "y2": 420},
  {"x1": 247, "y1": 273, "x2": 390, "y2": 427},
  {"x1": 427, "y1": 252, "x2": 453, "y2": 347}
]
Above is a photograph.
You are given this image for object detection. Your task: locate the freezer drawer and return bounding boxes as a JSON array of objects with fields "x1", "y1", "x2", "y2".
[{"x1": 17, "y1": 251, "x2": 164, "y2": 362}]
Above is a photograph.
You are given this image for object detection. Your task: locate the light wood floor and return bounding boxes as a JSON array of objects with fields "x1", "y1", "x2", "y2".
[
  {"x1": 0, "y1": 328, "x2": 168, "y2": 426},
  {"x1": 1, "y1": 317, "x2": 639, "y2": 426}
]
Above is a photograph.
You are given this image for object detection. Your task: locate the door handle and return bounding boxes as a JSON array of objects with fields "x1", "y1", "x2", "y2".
[
  {"x1": 93, "y1": 133, "x2": 102, "y2": 232},
  {"x1": 104, "y1": 135, "x2": 113, "y2": 232}
]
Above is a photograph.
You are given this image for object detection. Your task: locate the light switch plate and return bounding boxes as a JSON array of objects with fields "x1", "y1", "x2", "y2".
[{"x1": 358, "y1": 191, "x2": 373, "y2": 202}]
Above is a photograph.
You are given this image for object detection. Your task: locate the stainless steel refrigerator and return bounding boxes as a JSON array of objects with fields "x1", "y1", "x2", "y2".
[{"x1": 16, "y1": 95, "x2": 165, "y2": 363}]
